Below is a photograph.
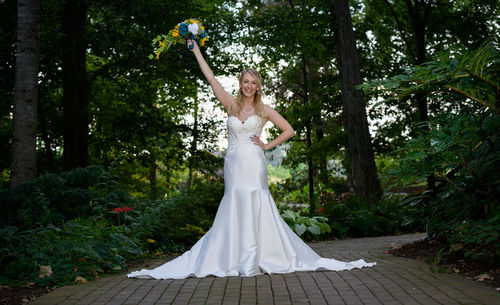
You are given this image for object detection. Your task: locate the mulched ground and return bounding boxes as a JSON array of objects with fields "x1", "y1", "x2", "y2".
[
  {"x1": 390, "y1": 238, "x2": 500, "y2": 291},
  {"x1": 0, "y1": 254, "x2": 172, "y2": 305},
  {"x1": 0, "y1": 284, "x2": 52, "y2": 305}
]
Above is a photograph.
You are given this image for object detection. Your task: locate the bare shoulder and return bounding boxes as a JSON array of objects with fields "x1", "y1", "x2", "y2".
[
  {"x1": 263, "y1": 104, "x2": 281, "y2": 119},
  {"x1": 263, "y1": 104, "x2": 276, "y2": 116},
  {"x1": 262, "y1": 104, "x2": 293, "y2": 132},
  {"x1": 226, "y1": 97, "x2": 237, "y2": 115}
]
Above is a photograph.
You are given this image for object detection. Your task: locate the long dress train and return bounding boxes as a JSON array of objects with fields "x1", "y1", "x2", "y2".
[{"x1": 128, "y1": 115, "x2": 376, "y2": 279}]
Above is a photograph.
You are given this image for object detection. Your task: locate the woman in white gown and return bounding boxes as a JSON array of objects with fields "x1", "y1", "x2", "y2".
[{"x1": 128, "y1": 40, "x2": 375, "y2": 279}]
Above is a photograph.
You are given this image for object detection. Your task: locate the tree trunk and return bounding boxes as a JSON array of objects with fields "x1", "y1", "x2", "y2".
[
  {"x1": 329, "y1": 0, "x2": 382, "y2": 201},
  {"x1": 149, "y1": 157, "x2": 157, "y2": 200},
  {"x1": 306, "y1": 122, "x2": 315, "y2": 213},
  {"x1": 300, "y1": 56, "x2": 316, "y2": 215},
  {"x1": 38, "y1": 100, "x2": 55, "y2": 172},
  {"x1": 407, "y1": 0, "x2": 436, "y2": 192},
  {"x1": 10, "y1": 0, "x2": 40, "y2": 189},
  {"x1": 61, "y1": 0, "x2": 88, "y2": 170},
  {"x1": 188, "y1": 99, "x2": 199, "y2": 189},
  {"x1": 315, "y1": 125, "x2": 329, "y2": 185}
]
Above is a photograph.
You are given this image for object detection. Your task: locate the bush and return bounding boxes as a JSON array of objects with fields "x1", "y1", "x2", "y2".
[
  {"x1": 0, "y1": 166, "x2": 135, "y2": 229},
  {"x1": 0, "y1": 167, "x2": 227, "y2": 287},
  {"x1": 363, "y1": 43, "x2": 500, "y2": 265},
  {"x1": 447, "y1": 212, "x2": 500, "y2": 265},
  {"x1": 0, "y1": 217, "x2": 141, "y2": 287},
  {"x1": 278, "y1": 205, "x2": 331, "y2": 241},
  {"x1": 320, "y1": 192, "x2": 424, "y2": 239},
  {"x1": 130, "y1": 178, "x2": 224, "y2": 252},
  {"x1": 393, "y1": 109, "x2": 500, "y2": 264}
]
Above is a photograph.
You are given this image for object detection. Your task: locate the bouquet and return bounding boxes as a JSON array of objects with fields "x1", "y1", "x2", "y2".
[{"x1": 150, "y1": 19, "x2": 208, "y2": 59}]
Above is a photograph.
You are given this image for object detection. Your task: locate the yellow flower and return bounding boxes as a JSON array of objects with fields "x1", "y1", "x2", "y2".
[
  {"x1": 155, "y1": 50, "x2": 161, "y2": 59},
  {"x1": 147, "y1": 238, "x2": 155, "y2": 243},
  {"x1": 200, "y1": 37, "x2": 208, "y2": 46},
  {"x1": 159, "y1": 40, "x2": 167, "y2": 48},
  {"x1": 172, "y1": 29, "x2": 179, "y2": 37}
]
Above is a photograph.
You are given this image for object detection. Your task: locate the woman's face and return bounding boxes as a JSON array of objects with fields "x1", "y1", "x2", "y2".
[{"x1": 240, "y1": 72, "x2": 259, "y2": 98}]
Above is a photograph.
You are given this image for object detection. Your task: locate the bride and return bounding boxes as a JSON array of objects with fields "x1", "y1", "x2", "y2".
[{"x1": 127, "y1": 40, "x2": 375, "y2": 279}]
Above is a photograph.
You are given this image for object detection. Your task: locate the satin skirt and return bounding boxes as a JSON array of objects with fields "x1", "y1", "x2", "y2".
[{"x1": 128, "y1": 142, "x2": 375, "y2": 279}]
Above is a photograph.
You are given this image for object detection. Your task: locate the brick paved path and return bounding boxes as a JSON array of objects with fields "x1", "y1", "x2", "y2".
[{"x1": 31, "y1": 233, "x2": 499, "y2": 305}]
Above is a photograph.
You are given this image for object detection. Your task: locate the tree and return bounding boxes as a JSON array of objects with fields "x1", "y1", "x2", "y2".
[
  {"x1": 358, "y1": 0, "x2": 499, "y2": 162},
  {"x1": 241, "y1": 0, "x2": 343, "y2": 212},
  {"x1": 10, "y1": 0, "x2": 40, "y2": 189},
  {"x1": 61, "y1": 0, "x2": 89, "y2": 170},
  {"x1": 0, "y1": 0, "x2": 17, "y2": 186},
  {"x1": 329, "y1": 0, "x2": 382, "y2": 201}
]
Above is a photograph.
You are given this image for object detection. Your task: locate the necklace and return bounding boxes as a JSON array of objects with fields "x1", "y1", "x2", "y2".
[{"x1": 241, "y1": 108, "x2": 255, "y2": 114}]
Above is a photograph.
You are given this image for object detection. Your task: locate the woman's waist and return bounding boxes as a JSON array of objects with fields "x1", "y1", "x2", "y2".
[
  {"x1": 226, "y1": 142, "x2": 264, "y2": 154},
  {"x1": 227, "y1": 134, "x2": 259, "y2": 145}
]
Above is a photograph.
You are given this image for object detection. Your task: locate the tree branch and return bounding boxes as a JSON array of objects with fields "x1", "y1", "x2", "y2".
[
  {"x1": 383, "y1": 0, "x2": 417, "y2": 61},
  {"x1": 423, "y1": 0, "x2": 434, "y2": 25},
  {"x1": 437, "y1": 172, "x2": 472, "y2": 202},
  {"x1": 441, "y1": 84, "x2": 499, "y2": 115}
]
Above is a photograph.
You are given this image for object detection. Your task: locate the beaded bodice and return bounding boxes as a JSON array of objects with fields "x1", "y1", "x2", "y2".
[{"x1": 227, "y1": 115, "x2": 263, "y2": 147}]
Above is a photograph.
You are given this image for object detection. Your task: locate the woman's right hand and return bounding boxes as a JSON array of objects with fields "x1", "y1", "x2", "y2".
[{"x1": 187, "y1": 39, "x2": 199, "y2": 53}]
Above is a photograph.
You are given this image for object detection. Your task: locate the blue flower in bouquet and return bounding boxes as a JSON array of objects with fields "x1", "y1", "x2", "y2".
[
  {"x1": 150, "y1": 18, "x2": 208, "y2": 60},
  {"x1": 178, "y1": 23, "x2": 189, "y2": 36}
]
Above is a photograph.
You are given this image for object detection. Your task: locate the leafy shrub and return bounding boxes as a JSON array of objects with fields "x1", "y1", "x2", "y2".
[
  {"x1": 278, "y1": 205, "x2": 331, "y2": 241},
  {"x1": 393, "y1": 109, "x2": 500, "y2": 263},
  {"x1": 130, "y1": 178, "x2": 224, "y2": 251},
  {"x1": 0, "y1": 166, "x2": 135, "y2": 229},
  {"x1": 320, "y1": 193, "x2": 424, "y2": 239},
  {"x1": 0, "y1": 167, "x2": 226, "y2": 287},
  {"x1": 362, "y1": 43, "x2": 500, "y2": 265},
  {"x1": 0, "y1": 217, "x2": 141, "y2": 287},
  {"x1": 447, "y1": 212, "x2": 500, "y2": 265}
]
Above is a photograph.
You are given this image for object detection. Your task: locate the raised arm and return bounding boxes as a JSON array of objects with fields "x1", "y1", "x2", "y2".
[{"x1": 187, "y1": 40, "x2": 234, "y2": 113}]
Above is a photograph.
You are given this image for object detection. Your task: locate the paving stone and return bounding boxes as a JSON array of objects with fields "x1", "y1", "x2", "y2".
[{"x1": 29, "y1": 234, "x2": 500, "y2": 305}]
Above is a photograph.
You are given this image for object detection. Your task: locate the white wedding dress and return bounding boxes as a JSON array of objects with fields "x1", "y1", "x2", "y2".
[{"x1": 128, "y1": 115, "x2": 375, "y2": 279}]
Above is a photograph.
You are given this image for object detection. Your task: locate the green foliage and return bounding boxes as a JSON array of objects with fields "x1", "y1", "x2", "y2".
[
  {"x1": 267, "y1": 164, "x2": 291, "y2": 183},
  {"x1": 368, "y1": 43, "x2": 500, "y2": 265},
  {"x1": 130, "y1": 178, "x2": 224, "y2": 251},
  {"x1": 0, "y1": 217, "x2": 141, "y2": 287},
  {"x1": 375, "y1": 155, "x2": 407, "y2": 189},
  {"x1": 447, "y1": 213, "x2": 500, "y2": 264},
  {"x1": 0, "y1": 166, "x2": 134, "y2": 229},
  {"x1": 279, "y1": 206, "x2": 331, "y2": 241},
  {"x1": 0, "y1": 167, "x2": 225, "y2": 286},
  {"x1": 320, "y1": 192, "x2": 424, "y2": 239},
  {"x1": 361, "y1": 42, "x2": 500, "y2": 115},
  {"x1": 269, "y1": 161, "x2": 351, "y2": 214}
]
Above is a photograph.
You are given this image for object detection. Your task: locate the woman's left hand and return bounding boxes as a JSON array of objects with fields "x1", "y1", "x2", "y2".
[{"x1": 251, "y1": 135, "x2": 267, "y2": 150}]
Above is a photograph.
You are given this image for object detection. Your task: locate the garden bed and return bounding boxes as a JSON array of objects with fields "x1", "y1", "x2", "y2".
[
  {"x1": 390, "y1": 239, "x2": 500, "y2": 291},
  {"x1": 0, "y1": 284, "x2": 52, "y2": 305}
]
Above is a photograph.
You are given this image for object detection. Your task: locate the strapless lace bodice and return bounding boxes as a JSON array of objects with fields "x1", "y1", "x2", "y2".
[{"x1": 227, "y1": 115, "x2": 263, "y2": 147}]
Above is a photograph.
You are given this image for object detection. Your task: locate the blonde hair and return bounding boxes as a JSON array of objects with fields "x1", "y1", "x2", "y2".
[{"x1": 233, "y1": 68, "x2": 265, "y2": 123}]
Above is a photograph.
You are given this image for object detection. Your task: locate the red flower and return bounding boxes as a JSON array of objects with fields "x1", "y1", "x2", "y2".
[
  {"x1": 122, "y1": 206, "x2": 132, "y2": 213},
  {"x1": 317, "y1": 208, "x2": 325, "y2": 213},
  {"x1": 112, "y1": 207, "x2": 123, "y2": 213}
]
